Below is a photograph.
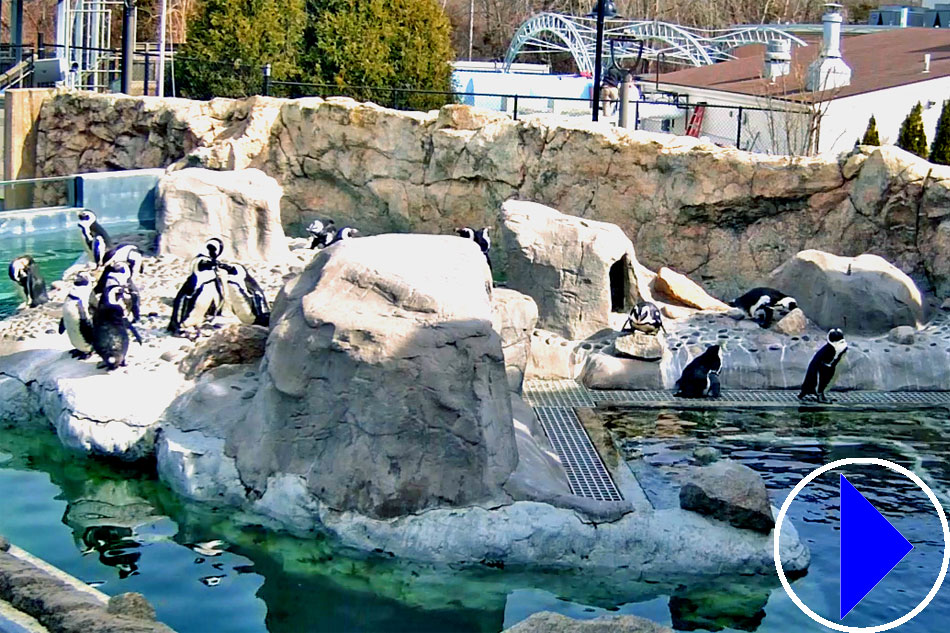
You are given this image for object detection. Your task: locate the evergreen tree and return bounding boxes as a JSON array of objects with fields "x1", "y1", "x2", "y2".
[
  {"x1": 896, "y1": 102, "x2": 929, "y2": 159},
  {"x1": 931, "y1": 100, "x2": 950, "y2": 165},
  {"x1": 301, "y1": 0, "x2": 455, "y2": 110},
  {"x1": 860, "y1": 115, "x2": 880, "y2": 146},
  {"x1": 176, "y1": 0, "x2": 307, "y2": 99}
]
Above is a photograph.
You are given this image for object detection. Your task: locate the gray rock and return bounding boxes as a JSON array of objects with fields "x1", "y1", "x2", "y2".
[
  {"x1": 680, "y1": 460, "x2": 774, "y2": 534},
  {"x1": 579, "y1": 352, "x2": 664, "y2": 390},
  {"x1": 500, "y1": 200, "x2": 648, "y2": 340},
  {"x1": 774, "y1": 308, "x2": 807, "y2": 336},
  {"x1": 491, "y1": 289, "x2": 540, "y2": 393},
  {"x1": 693, "y1": 446, "x2": 721, "y2": 466},
  {"x1": 887, "y1": 325, "x2": 916, "y2": 345},
  {"x1": 614, "y1": 331, "x2": 664, "y2": 361},
  {"x1": 504, "y1": 612, "x2": 672, "y2": 633},
  {"x1": 156, "y1": 167, "x2": 289, "y2": 263},
  {"x1": 0, "y1": 535, "x2": 8, "y2": 551},
  {"x1": 107, "y1": 593, "x2": 156, "y2": 621},
  {"x1": 178, "y1": 324, "x2": 268, "y2": 379},
  {"x1": 769, "y1": 250, "x2": 924, "y2": 335},
  {"x1": 229, "y1": 234, "x2": 518, "y2": 519}
]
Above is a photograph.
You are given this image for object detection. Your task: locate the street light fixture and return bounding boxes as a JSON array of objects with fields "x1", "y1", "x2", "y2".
[{"x1": 590, "y1": 0, "x2": 620, "y2": 121}]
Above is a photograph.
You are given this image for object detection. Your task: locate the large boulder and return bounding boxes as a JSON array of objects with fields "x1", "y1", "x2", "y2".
[
  {"x1": 491, "y1": 289, "x2": 539, "y2": 393},
  {"x1": 228, "y1": 234, "x2": 518, "y2": 519},
  {"x1": 504, "y1": 612, "x2": 672, "y2": 633},
  {"x1": 769, "y1": 250, "x2": 924, "y2": 335},
  {"x1": 654, "y1": 267, "x2": 730, "y2": 311},
  {"x1": 178, "y1": 324, "x2": 268, "y2": 379},
  {"x1": 500, "y1": 199, "x2": 646, "y2": 340},
  {"x1": 679, "y1": 460, "x2": 774, "y2": 534},
  {"x1": 156, "y1": 168, "x2": 289, "y2": 262}
]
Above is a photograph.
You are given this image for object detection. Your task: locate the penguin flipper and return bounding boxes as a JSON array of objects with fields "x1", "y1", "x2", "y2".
[
  {"x1": 58, "y1": 318, "x2": 65, "y2": 334},
  {"x1": 126, "y1": 319, "x2": 143, "y2": 345}
]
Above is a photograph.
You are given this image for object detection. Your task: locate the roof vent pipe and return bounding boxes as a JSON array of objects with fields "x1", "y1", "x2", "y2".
[
  {"x1": 925, "y1": 53, "x2": 932, "y2": 73},
  {"x1": 764, "y1": 40, "x2": 792, "y2": 81},
  {"x1": 806, "y1": 3, "x2": 852, "y2": 91},
  {"x1": 821, "y1": 3, "x2": 844, "y2": 58}
]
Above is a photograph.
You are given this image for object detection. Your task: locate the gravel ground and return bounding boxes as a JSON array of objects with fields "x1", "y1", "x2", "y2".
[{"x1": 0, "y1": 231, "x2": 314, "y2": 352}]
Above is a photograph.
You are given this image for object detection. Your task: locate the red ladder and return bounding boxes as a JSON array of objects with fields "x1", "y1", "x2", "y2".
[{"x1": 685, "y1": 104, "x2": 706, "y2": 137}]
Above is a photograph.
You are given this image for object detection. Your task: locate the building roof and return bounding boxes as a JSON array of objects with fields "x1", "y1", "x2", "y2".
[{"x1": 657, "y1": 28, "x2": 950, "y2": 103}]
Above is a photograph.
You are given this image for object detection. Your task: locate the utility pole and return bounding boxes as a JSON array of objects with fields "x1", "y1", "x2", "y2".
[
  {"x1": 592, "y1": 0, "x2": 606, "y2": 122},
  {"x1": 121, "y1": 0, "x2": 136, "y2": 94},
  {"x1": 157, "y1": 0, "x2": 168, "y2": 96},
  {"x1": 468, "y1": 0, "x2": 475, "y2": 60}
]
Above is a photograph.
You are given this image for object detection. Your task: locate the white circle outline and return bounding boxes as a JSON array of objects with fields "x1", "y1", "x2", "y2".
[{"x1": 773, "y1": 457, "x2": 950, "y2": 633}]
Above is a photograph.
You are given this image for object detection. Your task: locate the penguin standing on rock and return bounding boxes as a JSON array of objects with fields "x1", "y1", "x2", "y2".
[
  {"x1": 93, "y1": 261, "x2": 141, "y2": 323},
  {"x1": 325, "y1": 227, "x2": 359, "y2": 247},
  {"x1": 798, "y1": 328, "x2": 847, "y2": 403},
  {"x1": 205, "y1": 237, "x2": 224, "y2": 265},
  {"x1": 675, "y1": 344, "x2": 723, "y2": 398},
  {"x1": 219, "y1": 263, "x2": 270, "y2": 326},
  {"x1": 92, "y1": 237, "x2": 144, "y2": 276},
  {"x1": 622, "y1": 302, "x2": 665, "y2": 335},
  {"x1": 167, "y1": 255, "x2": 224, "y2": 336},
  {"x1": 307, "y1": 219, "x2": 336, "y2": 249},
  {"x1": 77, "y1": 211, "x2": 111, "y2": 262},
  {"x1": 8, "y1": 256, "x2": 49, "y2": 307},
  {"x1": 59, "y1": 272, "x2": 95, "y2": 358},
  {"x1": 455, "y1": 227, "x2": 492, "y2": 270},
  {"x1": 92, "y1": 286, "x2": 142, "y2": 371}
]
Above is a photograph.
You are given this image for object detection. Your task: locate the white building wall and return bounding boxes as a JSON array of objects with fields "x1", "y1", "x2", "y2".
[{"x1": 816, "y1": 75, "x2": 950, "y2": 155}]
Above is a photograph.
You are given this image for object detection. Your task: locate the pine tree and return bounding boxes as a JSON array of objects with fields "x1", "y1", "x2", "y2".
[
  {"x1": 861, "y1": 115, "x2": 880, "y2": 146},
  {"x1": 931, "y1": 100, "x2": 950, "y2": 165},
  {"x1": 897, "y1": 102, "x2": 929, "y2": 159}
]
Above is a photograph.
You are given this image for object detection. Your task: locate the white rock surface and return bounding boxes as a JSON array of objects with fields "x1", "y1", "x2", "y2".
[{"x1": 491, "y1": 289, "x2": 540, "y2": 393}]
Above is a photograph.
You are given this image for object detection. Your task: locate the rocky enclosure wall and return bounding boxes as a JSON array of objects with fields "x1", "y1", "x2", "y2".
[{"x1": 30, "y1": 90, "x2": 950, "y2": 297}]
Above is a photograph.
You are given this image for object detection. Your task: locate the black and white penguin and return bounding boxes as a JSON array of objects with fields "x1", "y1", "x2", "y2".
[
  {"x1": 731, "y1": 287, "x2": 798, "y2": 328},
  {"x1": 798, "y1": 328, "x2": 847, "y2": 403},
  {"x1": 674, "y1": 344, "x2": 723, "y2": 398},
  {"x1": 92, "y1": 286, "x2": 142, "y2": 371},
  {"x1": 307, "y1": 219, "x2": 336, "y2": 249},
  {"x1": 77, "y1": 211, "x2": 111, "y2": 262},
  {"x1": 622, "y1": 302, "x2": 665, "y2": 335},
  {"x1": 455, "y1": 226, "x2": 492, "y2": 269},
  {"x1": 59, "y1": 272, "x2": 95, "y2": 358},
  {"x1": 92, "y1": 237, "x2": 144, "y2": 276},
  {"x1": 325, "y1": 227, "x2": 359, "y2": 247},
  {"x1": 219, "y1": 263, "x2": 270, "y2": 326},
  {"x1": 92, "y1": 261, "x2": 141, "y2": 323},
  {"x1": 167, "y1": 255, "x2": 224, "y2": 336},
  {"x1": 8, "y1": 255, "x2": 49, "y2": 307},
  {"x1": 205, "y1": 237, "x2": 225, "y2": 265}
]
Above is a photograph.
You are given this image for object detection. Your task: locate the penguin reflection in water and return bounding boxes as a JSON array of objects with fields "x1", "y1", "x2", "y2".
[
  {"x1": 92, "y1": 286, "x2": 142, "y2": 371},
  {"x1": 8, "y1": 255, "x2": 49, "y2": 308},
  {"x1": 675, "y1": 344, "x2": 722, "y2": 398},
  {"x1": 798, "y1": 328, "x2": 847, "y2": 403}
]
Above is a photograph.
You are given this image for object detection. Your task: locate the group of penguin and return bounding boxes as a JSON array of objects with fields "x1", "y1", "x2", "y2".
[
  {"x1": 7, "y1": 211, "x2": 272, "y2": 371},
  {"x1": 621, "y1": 286, "x2": 848, "y2": 403}
]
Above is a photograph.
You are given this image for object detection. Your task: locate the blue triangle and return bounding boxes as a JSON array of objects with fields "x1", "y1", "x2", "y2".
[{"x1": 840, "y1": 474, "x2": 914, "y2": 619}]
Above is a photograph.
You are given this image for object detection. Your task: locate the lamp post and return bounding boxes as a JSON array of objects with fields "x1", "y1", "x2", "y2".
[
  {"x1": 589, "y1": 0, "x2": 618, "y2": 122},
  {"x1": 121, "y1": 0, "x2": 136, "y2": 94}
]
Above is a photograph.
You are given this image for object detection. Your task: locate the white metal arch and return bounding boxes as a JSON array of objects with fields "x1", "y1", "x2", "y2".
[{"x1": 504, "y1": 12, "x2": 595, "y2": 75}]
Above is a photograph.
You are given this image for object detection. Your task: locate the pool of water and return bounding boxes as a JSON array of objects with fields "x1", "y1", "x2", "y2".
[
  {"x1": 1, "y1": 408, "x2": 949, "y2": 632},
  {"x1": 0, "y1": 221, "x2": 142, "y2": 317}
]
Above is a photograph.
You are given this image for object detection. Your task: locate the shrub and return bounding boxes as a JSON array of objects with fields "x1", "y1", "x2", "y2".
[
  {"x1": 896, "y1": 102, "x2": 928, "y2": 159},
  {"x1": 931, "y1": 100, "x2": 950, "y2": 165},
  {"x1": 860, "y1": 115, "x2": 880, "y2": 146}
]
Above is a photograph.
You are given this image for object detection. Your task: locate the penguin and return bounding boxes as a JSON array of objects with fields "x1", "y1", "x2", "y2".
[
  {"x1": 92, "y1": 261, "x2": 141, "y2": 323},
  {"x1": 8, "y1": 255, "x2": 49, "y2": 308},
  {"x1": 219, "y1": 262, "x2": 270, "y2": 326},
  {"x1": 621, "y1": 302, "x2": 665, "y2": 335},
  {"x1": 59, "y1": 272, "x2": 95, "y2": 359},
  {"x1": 325, "y1": 227, "x2": 359, "y2": 247},
  {"x1": 205, "y1": 237, "x2": 224, "y2": 265},
  {"x1": 92, "y1": 237, "x2": 144, "y2": 276},
  {"x1": 798, "y1": 328, "x2": 847, "y2": 403},
  {"x1": 77, "y1": 210, "x2": 111, "y2": 262},
  {"x1": 92, "y1": 285, "x2": 142, "y2": 371},
  {"x1": 455, "y1": 227, "x2": 492, "y2": 270},
  {"x1": 167, "y1": 255, "x2": 224, "y2": 336},
  {"x1": 731, "y1": 287, "x2": 798, "y2": 327},
  {"x1": 674, "y1": 344, "x2": 723, "y2": 398},
  {"x1": 307, "y1": 219, "x2": 337, "y2": 249}
]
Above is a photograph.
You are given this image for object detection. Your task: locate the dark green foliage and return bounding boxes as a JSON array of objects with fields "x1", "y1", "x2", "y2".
[
  {"x1": 931, "y1": 100, "x2": 950, "y2": 165},
  {"x1": 301, "y1": 0, "x2": 455, "y2": 110},
  {"x1": 176, "y1": 0, "x2": 306, "y2": 100},
  {"x1": 897, "y1": 102, "x2": 929, "y2": 159},
  {"x1": 861, "y1": 115, "x2": 880, "y2": 146}
]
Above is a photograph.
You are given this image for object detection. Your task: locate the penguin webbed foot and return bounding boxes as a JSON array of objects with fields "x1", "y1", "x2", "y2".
[
  {"x1": 69, "y1": 349, "x2": 92, "y2": 359},
  {"x1": 817, "y1": 393, "x2": 835, "y2": 403}
]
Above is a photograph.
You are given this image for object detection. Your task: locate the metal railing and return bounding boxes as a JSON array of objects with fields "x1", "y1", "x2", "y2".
[{"x1": 0, "y1": 176, "x2": 77, "y2": 212}]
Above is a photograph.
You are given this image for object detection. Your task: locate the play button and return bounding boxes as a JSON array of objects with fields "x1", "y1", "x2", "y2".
[
  {"x1": 774, "y1": 457, "x2": 950, "y2": 632},
  {"x1": 839, "y1": 474, "x2": 914, "y2": 619}
]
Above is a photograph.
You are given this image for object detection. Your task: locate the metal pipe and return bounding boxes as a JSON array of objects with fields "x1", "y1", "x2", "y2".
[
  {"x1": 591, "y1": 0, "x2": 606, "y2": 122},
  {"x1": 121, "y1": 1, "x2": 135, "y2": 94},
  {"x1": 157, "y1": 0, "x2": 167, "y2": 96}
]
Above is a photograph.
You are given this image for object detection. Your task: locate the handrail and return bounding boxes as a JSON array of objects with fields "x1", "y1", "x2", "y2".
[{"x1": 0, "y1": 175, "x2": 77, "y2": 186}]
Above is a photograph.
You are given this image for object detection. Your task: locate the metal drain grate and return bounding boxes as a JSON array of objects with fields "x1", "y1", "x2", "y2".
[
  {"x1": 534, "y1": 406, "x2": 623, "y2": 502},
  {"x1": 523, "y1": 379, "x2": 595, "y2": 408}
]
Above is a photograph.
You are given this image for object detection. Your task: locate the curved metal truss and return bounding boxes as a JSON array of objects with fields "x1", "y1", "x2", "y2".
[{"x1": 504, "y1": 13, "x2": 807, "y2": 72}]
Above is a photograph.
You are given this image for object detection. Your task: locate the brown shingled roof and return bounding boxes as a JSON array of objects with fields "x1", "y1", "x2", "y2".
[{"x1": 657, "y1": 28, "x2": 950, "y2": 103}]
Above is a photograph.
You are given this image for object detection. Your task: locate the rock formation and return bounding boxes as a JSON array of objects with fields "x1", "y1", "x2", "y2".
[
  {"x1": 491, "y1": 289, "x2": 539, "y2": 393},
  {"x1": 500, "y1": 200, "x2": 647, "y2": 340},
  {"x1": 228, "y1": 234, "x2": 518, "y2": 519},
  {"x1": 679, "y1": 460, "x2": 774, "y2": 534},
  {"x1": 769, "y1": 250, "x2": 925, "y2": 335},
  {"x1": 156, "y1": 167, "x2": 289, "y2": 262}
]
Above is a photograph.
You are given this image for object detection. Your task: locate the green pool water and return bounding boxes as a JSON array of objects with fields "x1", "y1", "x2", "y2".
[
  {"x1": 0, "y1": 221, "x2": 142, "y2": 317},
  {"x1": 1, "y1": 408, "x2": 949, "y2": 632}
]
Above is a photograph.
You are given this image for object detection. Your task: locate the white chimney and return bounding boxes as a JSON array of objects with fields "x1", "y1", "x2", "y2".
[
  {"x1": 764, "y1": 40, "x2": 792, "y2": 80},
  {"x1": 806, "y1": 3, "x2": 852, "y2": 91},
  {"x1": 925, "y1": 53, "x2": 932, "y2": 73}
]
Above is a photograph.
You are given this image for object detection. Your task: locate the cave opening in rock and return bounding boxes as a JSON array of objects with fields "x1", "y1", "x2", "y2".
[{"x1": 609, "y1": 255, "x2": 629, "y2": 313}]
